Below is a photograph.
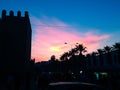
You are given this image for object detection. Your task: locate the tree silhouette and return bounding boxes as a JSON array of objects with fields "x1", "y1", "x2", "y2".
[
  {"x1": 75, "y1": 44, "x2": 87, "y2": 56},
  {"x1": 113, "y1": 42, "x2": 120, "y2": 50},
  {"x1": 68, "y1": 48, "x2": 77, "y2": 61},
  {"x1": 50, "y1": 55, "x2": 56, "y2": 61},
  {"x1": 60, "y1": 52, "x2": 69, "y2": 61},
  {"x1": 74, "y1": 44, "x2": 87, "y2": 72},
  {"x1": 97, "y1": 49, "x2": 104, "y2": 66},
  {"x1": 104, "y1": 46, "x2": 112, "y2": 65},
  {"x1": 113, "y1": 42, "x2": 120, "y2": 63},
  {"x1": 49, "y1": 55, "x2": 59, "y2": 72},
  {"x1": 86, "y1": 53, "x2": 91, "y2": 67},
  {"x1": 60, "y1": 44, "x2": 87, "y2": 72},
  {"x1": 91, "y1": 52, "x2": 97, "y2": 66}
]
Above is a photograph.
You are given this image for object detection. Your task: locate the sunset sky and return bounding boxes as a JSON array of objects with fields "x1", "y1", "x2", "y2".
[{"x1": 0, "y1": 0, "x2": 120, "y2": 62}]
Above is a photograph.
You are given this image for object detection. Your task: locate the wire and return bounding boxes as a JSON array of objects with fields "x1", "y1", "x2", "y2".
[
  {"x1": 31, "y1": 24, "x2": 120, "y2": 28},
  {"x1": 31, "y1": 24, "x2": 73, "y2": 28}
]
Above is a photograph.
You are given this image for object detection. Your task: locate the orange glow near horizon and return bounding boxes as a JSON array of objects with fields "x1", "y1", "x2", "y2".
[
  {"x1": 31, "y1": 16, "x2": 110, "y2": 62},
  {"x1": 50, "y1": 46, "x2": 61, "y2": 52}
]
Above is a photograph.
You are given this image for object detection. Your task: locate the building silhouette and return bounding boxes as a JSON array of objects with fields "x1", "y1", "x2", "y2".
[
  {"x1": 86, "y1": 50, "x2": 120, "y2": 72},
  {"x1": 0, "y1": 10, "x2": 32, "y2": 73}
]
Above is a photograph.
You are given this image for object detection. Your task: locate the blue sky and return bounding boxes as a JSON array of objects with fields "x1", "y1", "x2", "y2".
[
  {"x1": 1, "y1": 0, "x2": 120, "y2": 27},
  {"x1": 0, "y1": 0, "x2": 120, "y2": 61}
]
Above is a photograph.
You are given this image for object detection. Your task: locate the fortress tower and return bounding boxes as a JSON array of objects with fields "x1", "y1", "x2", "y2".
[{"x1": 0, "y1": 10, "x2": 32, "y2": 73}]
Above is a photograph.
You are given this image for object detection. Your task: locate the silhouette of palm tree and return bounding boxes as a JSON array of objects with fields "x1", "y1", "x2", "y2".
[
  {"x1": 91, "y1": 52, "x2": 98, "y2": 67},
  {"x1": 113, "y1": 42, "x2": 120, "y2": 50},
  {"x1": 86, "y1": 53, "x2": 91, "y2": 67},
  {"x1": 75, "y1": 44, "x2": 87, "y2": 56},
  {"x1": 113, "y1": 42, "x2": 120, "y2": 63},
  {"x1": 60, "y1": 52, "x2": 69, "y2": 61},
  {"x1": 104, "y1": 46, "x2": 112, "y2": 65},
  {"x1": 74, "y1": 44, "x2": 87, "y2": 72},
  {"x1": 97, "y1": 49, "x2": 104, "y2": 65},
  {"x1": 68, "y1": 48, "x2": 77, "y2": 59},
  {"x1": 60, "y1": 44, "x2": 87, "y2": 72},
  {"x1": 104, "y1": 46, "x2": 112, "y2": 53}
]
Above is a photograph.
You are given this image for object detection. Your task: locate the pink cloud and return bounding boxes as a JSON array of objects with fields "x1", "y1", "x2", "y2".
[{"x1": 30, "y1": 16, "x2": 110, "y2": 62}]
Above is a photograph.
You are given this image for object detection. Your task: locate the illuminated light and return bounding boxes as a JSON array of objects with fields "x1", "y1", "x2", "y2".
[
  {"x1": 80, "y1": 70, "x2": 83, "y2": 74},
  {"x1": 94, "y1": 72, "x2": 99, "y2": 80},
  {"x1": 100, "y1": 72, "x2": 108, "y2": 75},
  {"x1": 50, "y1": 46, "x2": 61, "y2": 52}
]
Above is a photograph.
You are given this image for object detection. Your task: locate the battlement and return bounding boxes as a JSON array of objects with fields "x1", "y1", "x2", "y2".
[
  {"x1": 1, "y1": 10, "x2": 29, "y2": 19},
  {"x1": 0, "y1": 10, "x2": 32, "y2": 72}
]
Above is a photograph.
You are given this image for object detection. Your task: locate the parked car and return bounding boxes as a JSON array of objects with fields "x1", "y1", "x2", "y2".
[{"x1": 47, "y1": 82, "x2": 107, "y2": 90}]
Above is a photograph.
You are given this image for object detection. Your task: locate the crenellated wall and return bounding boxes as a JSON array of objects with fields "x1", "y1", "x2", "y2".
[
  {"x1": 1, "y1": 10, "x2": 29, "y2": 19},
  {"x1": 0, "y1": 10, "x2": 32, "y2": 74}
]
